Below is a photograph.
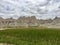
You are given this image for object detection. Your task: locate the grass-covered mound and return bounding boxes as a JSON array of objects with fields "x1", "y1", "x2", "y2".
[{"x1": 0, "y1": 28, "x2": 60, "y2": 45}]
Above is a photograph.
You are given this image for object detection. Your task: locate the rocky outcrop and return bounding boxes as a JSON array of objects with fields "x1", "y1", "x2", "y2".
[{"x1": 0, "y1": 16, "x2": 60, "y2": 28}]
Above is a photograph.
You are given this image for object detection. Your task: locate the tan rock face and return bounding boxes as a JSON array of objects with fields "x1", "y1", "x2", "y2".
[{"x1": 0, "y1": 16, "x2": 60, "y2": 28}]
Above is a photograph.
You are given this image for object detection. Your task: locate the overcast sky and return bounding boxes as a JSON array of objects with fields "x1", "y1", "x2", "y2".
[{"x1": 0, "y1": 0, "x2": 60, "y2": 19}]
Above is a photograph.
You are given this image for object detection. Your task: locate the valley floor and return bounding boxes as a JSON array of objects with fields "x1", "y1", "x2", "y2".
[{"x1": 0, "y1": 28, "x2": 60, "y2": 45}]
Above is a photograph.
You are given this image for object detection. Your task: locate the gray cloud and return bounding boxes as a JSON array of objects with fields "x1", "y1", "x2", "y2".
[{"x1": 0, "y1": 0, "x2": 60, "y2": 19}]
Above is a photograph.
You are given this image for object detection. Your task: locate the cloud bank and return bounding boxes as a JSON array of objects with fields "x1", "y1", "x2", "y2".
[{"x1": 0, "y1": 0, "x2": 60, "y2": 19}]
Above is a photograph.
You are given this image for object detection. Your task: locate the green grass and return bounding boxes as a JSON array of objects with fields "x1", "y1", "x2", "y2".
[{"x1": 0, "y1": 28, "x2": 60, "y2": 45}]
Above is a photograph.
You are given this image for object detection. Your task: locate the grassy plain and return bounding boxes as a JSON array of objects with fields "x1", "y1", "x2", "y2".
[{"x1": 0, "y1": 28, "x2": 60, "y2": 45}]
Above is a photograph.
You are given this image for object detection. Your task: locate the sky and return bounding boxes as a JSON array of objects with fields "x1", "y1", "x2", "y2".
[{"x1": 0, "y1": 0, "x2": 60, "y2": 19}]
